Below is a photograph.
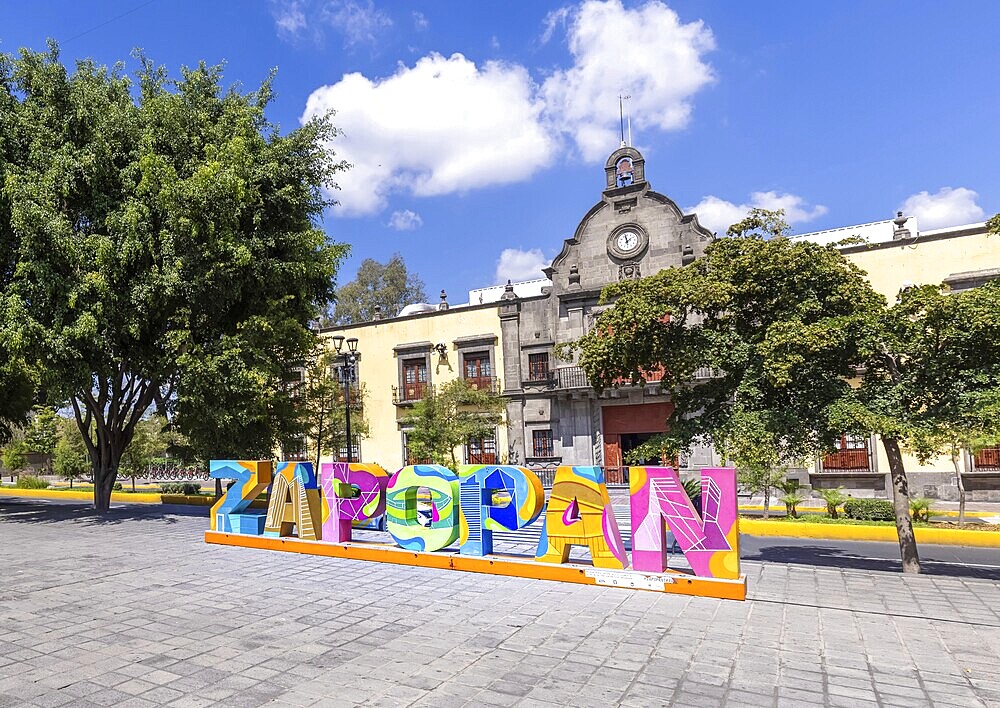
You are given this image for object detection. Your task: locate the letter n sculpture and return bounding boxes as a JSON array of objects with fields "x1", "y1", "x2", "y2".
[{"x1": 629, "y1": 466, "x2": 739, "y2": 578}]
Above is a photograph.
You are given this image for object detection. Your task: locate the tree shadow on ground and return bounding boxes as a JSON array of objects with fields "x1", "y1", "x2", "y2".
[
  {"x1": 743, "y1": 544, "x2": 1000, "y2": 581},
  {"x1": 0, "y1": 498, "x2": 208, "y2": 526}
]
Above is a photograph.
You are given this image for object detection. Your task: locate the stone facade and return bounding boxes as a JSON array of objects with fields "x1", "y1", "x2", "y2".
[{"x1": 499, "y1": 146, "x2": 717, "y2": 475}]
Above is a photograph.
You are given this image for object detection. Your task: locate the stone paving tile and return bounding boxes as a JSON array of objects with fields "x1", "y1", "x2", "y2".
[{"x1": 1, "y1": 498, "x2": 999, "y2": 707}]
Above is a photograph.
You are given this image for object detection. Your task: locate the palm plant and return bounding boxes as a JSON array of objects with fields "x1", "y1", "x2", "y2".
[
  {"x1": 818, "y1": 487, "x2": 849, "y2": 519},
  {"x1": 910, "y1": 496, "x2": 934, "y2": 523},
  {"x1": 777, "y1": 479, "x2": 805, "y2": 518}
]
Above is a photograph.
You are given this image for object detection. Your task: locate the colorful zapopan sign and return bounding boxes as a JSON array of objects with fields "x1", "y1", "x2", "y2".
[{"x1": 204, "y1": 462, "x2": 746, "y2": 600}]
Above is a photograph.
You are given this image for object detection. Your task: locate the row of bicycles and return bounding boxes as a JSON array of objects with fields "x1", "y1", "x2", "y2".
[{"x1": 145, "y1": 464, "x2": 210, "y2": 481}]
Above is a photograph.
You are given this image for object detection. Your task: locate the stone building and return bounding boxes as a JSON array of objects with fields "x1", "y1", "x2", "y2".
[
  {"x1": 497, "y1": 146, "x2": 715, "y2": 479},
  {"x1": 319, "y1": 144, "x2": 1000, "y2": 500}
]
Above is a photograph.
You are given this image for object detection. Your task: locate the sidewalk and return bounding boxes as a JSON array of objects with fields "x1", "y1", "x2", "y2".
[{"x1": 1, "y1": 497, "x2": 999, "y2": 707}]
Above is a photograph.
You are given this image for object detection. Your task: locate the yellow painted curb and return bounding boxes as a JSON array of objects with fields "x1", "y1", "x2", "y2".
[
  {"x1": 160, "y1": 494, "x2": 214, "y2": 506},
  {"x1": 0, "y1": 488, "x2": 208, "y2": 505},
  {"x1": 738, "y1": 505, "x2": 994, "y2": 519},
  {"x1": 741, "y1": 518, "x2": 1000, "y2": 548}
]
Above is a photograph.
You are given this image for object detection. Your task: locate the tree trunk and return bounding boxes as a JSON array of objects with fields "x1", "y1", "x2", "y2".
[
  {"x1": 882, "y1": 436, "x2": 921, "y2": 574},
  {"x1": 92, "y1": 460, "x2": 119, "y2": 514},
  {"x1": 763, "y1": 484, "x2": 771, "y2": 520},
  {"x1": 951, "y1": 447, "x2": 966, "y2": 527}
]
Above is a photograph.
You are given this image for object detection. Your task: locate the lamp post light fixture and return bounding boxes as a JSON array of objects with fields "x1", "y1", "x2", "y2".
[{"x1": 331, "y1": 335, "x2": 360, "y2": 463}]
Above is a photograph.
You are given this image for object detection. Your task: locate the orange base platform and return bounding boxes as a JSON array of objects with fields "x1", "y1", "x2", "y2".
[{"x1": 204, "y1": 531, "x2": 747, "y2": 601}]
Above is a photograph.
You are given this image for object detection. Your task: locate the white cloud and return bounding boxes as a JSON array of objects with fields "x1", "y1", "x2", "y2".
[
  {"x1": 302, "y1": 53, "x2": 556, "y2": 215},
  {"x1": 323, "y1": 0, "x2": 392, "y2": 47},
  {"x1": 541, "y1": 0, "x2": 716, "y2": 160},
  {"x1": 302, "y1": 1, "x2": 718, "y2": 215},
  {"x1": 687, "y1": 191, "x2": 828, "y2": 235},
  {"x1": 387, "y1": 209, "x2": 423, "y2": 230},
  {"x1": 541, "y1": 6, "x2": 571, "y2": 45},
  {"x1": 900, "y1": 187, "x2": 985, "y2": 231},
  {"x1": 412, "y1": 11, "x2": 429, "y2": 30},
  {"x1": 496, "y1": 248, "x2": 549, "y2": 283},
  {"x1": 271, "y1": 0, "x2": 307, "y2": 36},
  {"x1": 270, "y1": 0, "x2": 390, "y2": 46}
]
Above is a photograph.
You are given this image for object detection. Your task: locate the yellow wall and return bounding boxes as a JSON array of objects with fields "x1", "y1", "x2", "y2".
[
  {"x1": 321, "y1": 305, "x2": 505, "y2": 472},
  {"x1": 844, "y1": 229, "x2": 997, "y2": 300}
]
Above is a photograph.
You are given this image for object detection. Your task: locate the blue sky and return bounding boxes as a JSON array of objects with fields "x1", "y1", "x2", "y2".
[{"x1": 3, "y1": 1, "x2": 999, "y2": 303}]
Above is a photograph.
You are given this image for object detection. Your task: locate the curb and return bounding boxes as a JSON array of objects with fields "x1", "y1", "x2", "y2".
[
  {"x1": 0, "y1": 488, "x2": 212, "y2": 505},
  {"x1": 740, "y1": 518, "x2": 1000, "y2": 548},
  {"x1": 737, "y1": 504, "x2": 995, "y2": 519}
]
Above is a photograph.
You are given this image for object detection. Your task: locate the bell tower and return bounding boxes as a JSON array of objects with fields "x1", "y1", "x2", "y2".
[{"x1": 603, "y1": 146, "x2": 646, "y2": 196}]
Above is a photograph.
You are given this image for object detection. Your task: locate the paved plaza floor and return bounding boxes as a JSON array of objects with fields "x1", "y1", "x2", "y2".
[{"x1": 1, "y1": 499, "x2": 998, "y2": 707}]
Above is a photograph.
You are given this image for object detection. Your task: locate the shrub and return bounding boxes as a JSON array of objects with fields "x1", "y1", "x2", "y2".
[
  {"x1": 780, "y1": 490, "x2": 806, "y2": 518},
  {"x1": 112, "y1": 482, "x2": 123, "y2": 491},
  {"x1": 818, "y1": 487, "x2": 849, "y2": 519},
  {"x1": 14, "y1": 474, "x2": 49, "y2": 489},
  {"x1": 910, "y1": 496, "x2": 934, "y2": 522},
  {"x1": 159, "y1": 482, "x2": 202, "y2": 496},
  {"x1": 844, "y1": 498, "x2": 894, "y2": 521}
]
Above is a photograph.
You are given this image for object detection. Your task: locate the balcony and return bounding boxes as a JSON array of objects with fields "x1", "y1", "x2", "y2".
[
  {"x1": 555, "y1": 366, "x2": 590, "y2": 389},
  {"x1": 465, "y1": 376, "x2": 501, "y2": 395},
  {"x1": 821, "y1": 448, "x2": 873, "y2": 473},
  {"x1": 392, "y1": 382, "x2": 433, "y2": 405}
]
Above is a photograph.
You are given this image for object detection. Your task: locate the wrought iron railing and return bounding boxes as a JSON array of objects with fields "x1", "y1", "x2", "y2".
[
  {"x1": 465, "y1": 376, "x2": 501, "y2": 394},
  {"x1": 392, "y1": 382, "x2": 432, "y2": 404}
]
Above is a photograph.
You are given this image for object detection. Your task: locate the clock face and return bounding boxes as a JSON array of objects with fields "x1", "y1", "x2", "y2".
[{"x1": 616, "y1": 231, "x2": 639, "y2": 252}]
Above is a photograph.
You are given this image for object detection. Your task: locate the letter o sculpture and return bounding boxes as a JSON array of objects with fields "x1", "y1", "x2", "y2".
[{"x1": 386, "y1": 464, "x2": 460, "y2": 552}]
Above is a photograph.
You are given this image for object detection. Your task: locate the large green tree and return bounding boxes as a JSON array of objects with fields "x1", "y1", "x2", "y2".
[
  {"x1": 1, "y1": 44, "x2": 346, "y2": 511},
  {"x1": 404, "y1": 379, "x2": 506, "y2": 469},
  {"x1": 329, "y1": 254, "x2": 426, "y2": 324},
  {"x1": 572, "y1": 209, "x2": 882, "y2": 472},
  {"x1": 838, "y1": 280, "x2": 1000, "y2": 572}
]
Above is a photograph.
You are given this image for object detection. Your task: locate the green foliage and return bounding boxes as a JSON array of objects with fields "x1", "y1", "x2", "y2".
[
  {"x1": 296, "y1": 349, "x2": 370, "y2": 467},
  {"x1": 403, "y1": 379, "x2": 506, "y2": 468},
  {"x1": 119, "y1": 417, "x2": 167, "y2": 480},
  {"x1": 14, "y1": 474, "x2": 49, "y2": 489},
  {"x1": 909, "y1": 496, "x2": 934, "y2": 522},
  {"x1": 571, "y1": 209, "x2": 883, "y2": 475},
  {"x1": 23, "y1": 407, "x2": 59, "y2": 457},
  {"x1": 845, "y1": 281, "x2": 1000, "y2": 447},
  {"x1": 53, "y1": 434, "x2": 90, "y2": 486},
  {"x1": 681, "y1": 477, "x2": 702, "y2": 505},
  {"x1": 2, "y1": 440, "x2": 29, "y2": 473},
  {"x1": 329, "y1": 254, "x2": 426, "y2": 324},
  {"x1": 817, "y1": 487, "x2": 849, "y2": 519},
  {"x1": 987, "y1": 213, "x2": 1000, "y2": 238},
  {"x1": 843, "y1": 497, "x2": 895, "y2": 521},
  {"x1": 0, "y1": 45, "x2": 347, "y2": 510},
  {"x1": 159, "y1": 482, "x2": 201, "y2": 495},
  {"x1": 776, "y1": 480, "x2": 805, "y2": 518}
]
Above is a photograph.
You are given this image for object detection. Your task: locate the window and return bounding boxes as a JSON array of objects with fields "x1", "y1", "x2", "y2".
[
  {"x1": 822, "y1": 434, "x2": 871, "y2": 471},
  {"x1": 973, "y1": 446, "x2": 1000, "y2": 471},
  {"x1": 284, "y1": 369, "x2": 305, "y2": 399},
  {"x1": 401, "y1": 358, "x2": 428, "y2": 401},
  {"x1": 528, "y1": 353, "x2": 550, "y2": 382},
  {"x1": 532, "y1": 430, "x2": 554, "y2": 458},
  {"x1": 464, "y1": 352, "x2": 493, "y2": 390},
  {"x1": 335, "y1": 437, "x2": 362, "y2": 462},
  {"x1": 402, "y1": 433, "x2": 431, "y2": 466},
  {"x1": 284, "y1": 437, "x2": 308, "y2": 461},
  {"x1": 467, "y1": 435, "x2": 497, "y2": 465}
]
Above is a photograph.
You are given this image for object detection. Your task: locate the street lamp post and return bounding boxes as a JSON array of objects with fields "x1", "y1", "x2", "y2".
[{"x1": 331, "y1": 335, "x2": 359, "y2": 463}]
